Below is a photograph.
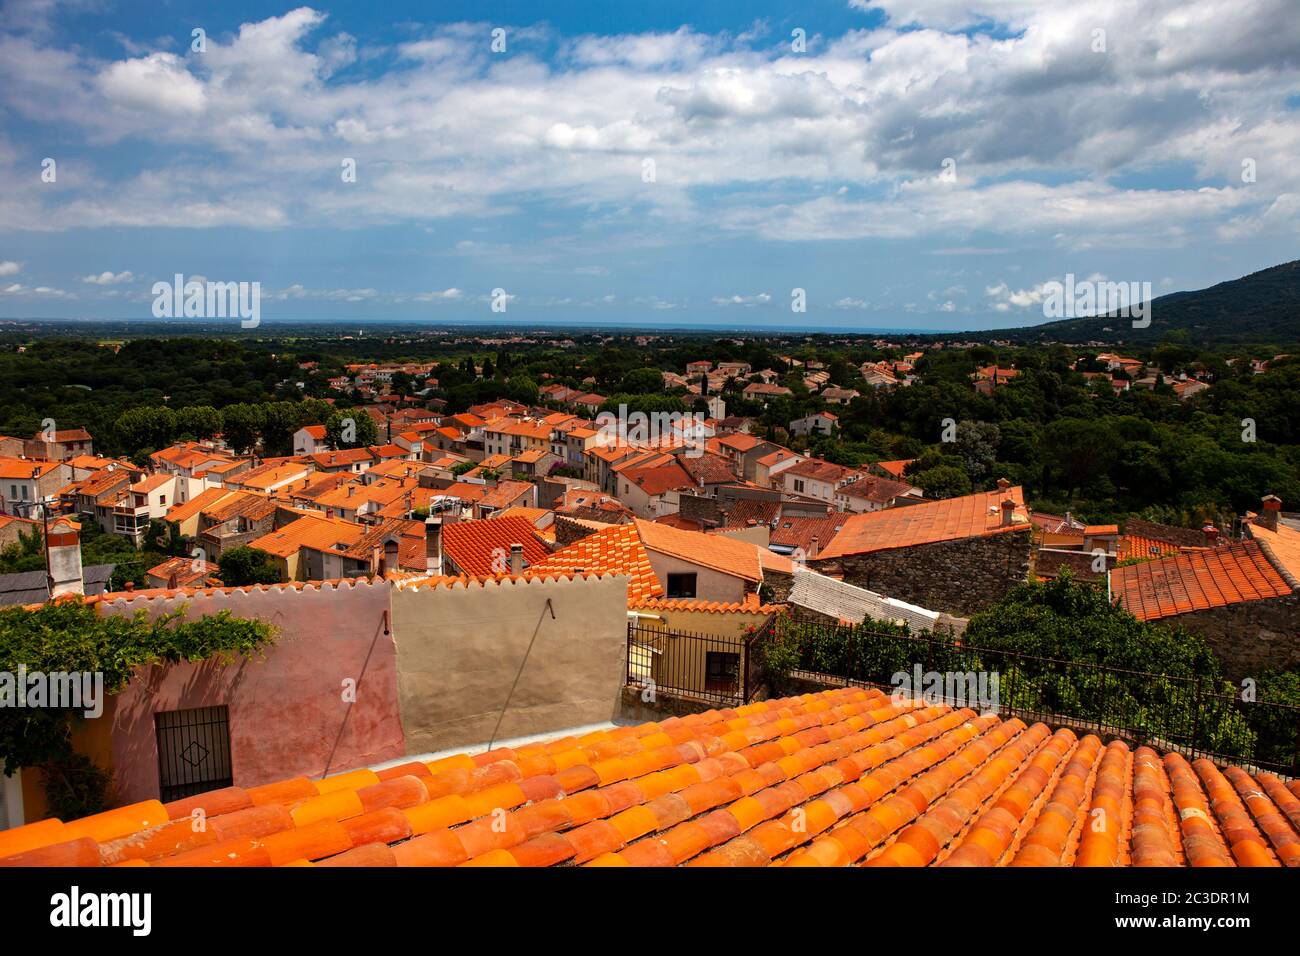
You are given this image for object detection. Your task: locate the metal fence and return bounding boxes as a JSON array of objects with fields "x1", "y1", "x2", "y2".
[
  {"x1": 755, "y1": 617, "x2": 1300, "y2": 776},
  {"x1": 626, "y1": 618, "x2": 775, "y2": 707}
]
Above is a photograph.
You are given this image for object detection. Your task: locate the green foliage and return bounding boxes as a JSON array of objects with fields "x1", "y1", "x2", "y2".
[
  {"x1": 41, "y1": 752, "x2": 112, "y2": 821},
  {"x1": 325, "y1": 409, "x2": 379, "y2": 449},
  {"x1": 0, "y1": 601, "x2": 276, "y2": 780},
  {"x1": 217, "y1": 546, "x2": 282, "y2": 586},
  {"x1": 911, "y1": 464, "x2": 971, "y2": 499}
]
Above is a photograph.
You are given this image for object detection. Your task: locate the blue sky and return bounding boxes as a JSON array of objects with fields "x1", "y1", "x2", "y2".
[{"x1": 0, "y1": 0, "x2": 1297, "y2": 330}]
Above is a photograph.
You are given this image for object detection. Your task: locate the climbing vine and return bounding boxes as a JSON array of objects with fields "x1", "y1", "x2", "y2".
[{"x1": 0, "y1": 600, "x2": 277, "y2": 817}]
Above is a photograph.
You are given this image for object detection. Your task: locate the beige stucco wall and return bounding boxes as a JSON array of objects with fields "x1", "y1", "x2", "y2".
[
  {"x1": 646, "y1": 549, "x2": 749, "y2": 603},
  {"x1": 390, "y1": 573, "x2": 629, "y2": 753}
]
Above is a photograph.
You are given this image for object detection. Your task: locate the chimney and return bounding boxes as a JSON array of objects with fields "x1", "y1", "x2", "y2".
[
  {"x1": 996, "y1": 477, "x2": 1010, "y2": 491},
  {"x1": 509, "y1": 542, "x2": 524, "y2": 574},
  {"x1": 1202, "y1": 524, "x2": 1220, "y2": 547},
  {"x1": 348, "y1": 484, "x2": 355, "y2": 497},
  {"x1": 1259, "y1": 495, "x2": 1282, "y2": 532},
  {"x1": 425, "y1": 516, "x2": 443, "y2": 574},
  {"x1": 1000, "y1": 498, "x2": 1016, "y2": 527},
  {"x1": 808, "y1": 536, "x2": 819, "y2": 560},
  {"x1": 46, "y1": 518, "x2": 84, "y2": 599}
]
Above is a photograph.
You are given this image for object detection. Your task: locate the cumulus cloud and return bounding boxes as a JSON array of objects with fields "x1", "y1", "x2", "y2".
[
  {"x1": 0, "y1": 0, "x2": 1295, "y2": 259},
  {"x1": 0, "y1": 260, "x2": 19, "y2": 275},
  {"x1": 80, "y1": 270, "x2": 134, "y2": 284}
]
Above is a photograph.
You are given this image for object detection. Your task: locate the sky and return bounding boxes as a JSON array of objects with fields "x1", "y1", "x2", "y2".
[{"x1": 0, "y1": 0, "x2": 1297, "y2": 331}]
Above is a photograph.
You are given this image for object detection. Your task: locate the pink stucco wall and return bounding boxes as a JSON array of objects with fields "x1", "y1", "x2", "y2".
[{"x1": 98, "y1": 580, "x2": 404, "y2": 805}]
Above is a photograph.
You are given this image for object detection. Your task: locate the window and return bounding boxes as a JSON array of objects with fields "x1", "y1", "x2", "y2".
[
  {"x1": 706, "y1": 652, "x2": 740, "y2": 692},
  {"x1": 155, "y1": 705, "x2": 233, "y2": 803},
  {"x1": 159, "y1": 494, "x2": 166, "y2": 505},
  {"x1": 666, "y1": 572, "x2": 697, "y2": 598},
  {"x1": 793, "y1": 479, "x2": 805, "y2": 494}
]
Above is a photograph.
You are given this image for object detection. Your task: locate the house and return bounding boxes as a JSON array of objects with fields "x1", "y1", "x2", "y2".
[
  {"x1": 972, "y1": 366, "x2": 1019, "y2": 395},
  {"x1": 780, "y1": 459, "x2": 861, "y2": 505},
  {"x1": 0, "y1": 458, "x2": 67, "y2": 518},
  {"x1": 474, "y1": 479, "x2": 537, "y2": 519},
  {"x1": 110, "y1": 473, "x2": 179, "y2": 544},
  {"x1": 820, "y1": 387, "x2": 859, "y2": 405},
  {"x1": 437, "y1": 515, "x2": 551, "y2": 576},
  {"x1": 145, "y1": 556, "x2": 218, "y2": 590},
  {"x1": 26, "y1": 427, "x2": 93, "y2": 461},
  {"x1": 293, "y1": 425, "x2": 329, "y2": 456},
  {"x1": 870, "y1": 459, "x2": 915, "y2": 481},
  {"x1": 834, "y1": 474, "x2": 922, "y2": 513},
  {"x1": 717, "y1": 361, "x2": 751, "y2": 378},
  {"x1": 1111, "y1": 535, "x2": 1297, "y2": 680},
  {"x1": 753, "y1": 449, "x2": 804, "y2": 488},
  {"x1": 195, "y1": 492, "x2": 280, "y2": 562},
  {"x1": 742, "y1": 382, "x2": 793, "y2": 404},
  {"x1": 615, "y1": 459, "x2": 697, "y2": 519},
  {"x1": 571, "y1": 393, "x2": 607, "y2": 416},
  {"x1": 686, "y1": 360, "x2": 712, "y2": 375},
  {"x1": 812, "y1": 482, "x2": 1033, "y2": 615},
  {"x1": 789, "y1": 412, "x2": 838, "y2": 437}
]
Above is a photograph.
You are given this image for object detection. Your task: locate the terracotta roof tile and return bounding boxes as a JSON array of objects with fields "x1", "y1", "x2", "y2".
[
  {"x1": 441, "y1": 516, "x2": 551, "y2": 576},
  {"x1": 528, "y1": 523, "x2": 663, "y2": 602},
  {"x1": 8, "y1": 687, "x2": 1289, "y2": 868},
  {"x1": 820, "y1": 488, "x2": 1030, "y2": 559},
  {"x1": 1111, "y1": 540, "x2": 1293, "y2": 621}
]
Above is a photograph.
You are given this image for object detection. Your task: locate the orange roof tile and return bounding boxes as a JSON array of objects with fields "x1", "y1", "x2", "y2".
[
  {"x1": 6, "y1": 687, "x2": 1289, "y2": 868},
  {"x1": 820, "y1": 487, "x2": 1030, "y2": 559},
  {"x1": 528, "y1": 523, "x2": 663, "y2": 602},
  {"x1": 1111, "y1": 541, "x2": 1293, "y2": 621},
  {"x1": 441, "y1": 517, "x2": 551, "y2": 576},
  {"x1": 249, "y1": 514, "x2": 367, "y2": 559},
  {"x1": 634, "y1": 518, "x2": 762, "y2": 583}
]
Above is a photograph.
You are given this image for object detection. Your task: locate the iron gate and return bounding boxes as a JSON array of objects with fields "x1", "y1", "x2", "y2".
[{"x1": 155, "y1": 705, "x2": 234, "y2": 803}]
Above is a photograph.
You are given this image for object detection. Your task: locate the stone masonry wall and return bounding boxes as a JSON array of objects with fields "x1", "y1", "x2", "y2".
[
  {"x1": 1159, "y1": 592, "x2": 1300, "y2": 683},
  {"x1": 810, "y1": 529, "x2": 1032, "y2": 617}
]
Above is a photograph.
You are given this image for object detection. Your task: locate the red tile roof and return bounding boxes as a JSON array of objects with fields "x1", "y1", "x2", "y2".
[
  {"x1": 635, "y1": 517, "x2": 762, "y2": 583},
  {"x1": 528, "y1": 523, "x2": 663, "y2": 602},
  {"x1": 441, "y1": 517, "x2": 551, "y2": 576},
  {"x1": 820, "y1": 487, "x2": 1030, "y2": 559},
  {"x1": 6, "y1": 687, "x2": 1294, "y2": 867},
  {"x1": 1111, "y1": 541, "x2": 1293, "y2": 621}
]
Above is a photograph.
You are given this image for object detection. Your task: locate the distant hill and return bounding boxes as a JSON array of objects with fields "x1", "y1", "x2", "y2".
[{"x1": 979, "y1": 259, "x2": 1300, "y2": 345}]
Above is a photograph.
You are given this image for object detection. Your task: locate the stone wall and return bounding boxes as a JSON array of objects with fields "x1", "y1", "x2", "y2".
[
  {"x1": 1157, "y1": 592, "x2": 1300, "y2": 683},
  {"x1": 811, "y1": 529, "x2": 1032, "y2": 617}
]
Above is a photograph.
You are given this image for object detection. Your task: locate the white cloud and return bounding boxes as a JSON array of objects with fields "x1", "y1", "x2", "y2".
[
  {"x1": 713, "y1": 292, "x2": 772, "y2": 306},
  {"x1": 0, "y1": 260, "x2": 19, "y2": 275},
  {"x1": 0, "y1": 0, "x2": 1295, "y2": 255},
  {"x1": 80, "y1": 270, "x2": 134, "y2": 285}
]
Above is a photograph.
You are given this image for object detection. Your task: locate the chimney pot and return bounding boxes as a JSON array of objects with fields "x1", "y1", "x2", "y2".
[
  {"x1": 509, "y1": 542, "x2": 524, "y2": 574},
  {"x1": 996, "y1": 477, "x2": 1010, "y2": 490},
  {"x1": 425, "y1": 515, "x2": 443, "y2": 574},
  {"x1": 1000, "y1": 498, "x2": 1016, "y2": 526},
  {"x1": 1259, "y1": 495, "x2": 1282, "y2": 531}
]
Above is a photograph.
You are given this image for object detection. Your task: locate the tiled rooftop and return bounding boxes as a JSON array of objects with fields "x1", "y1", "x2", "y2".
[
  {"x1": 528, "y1": 522, "x2": 663, "y2": 602},
  {"x1": 5, "y1": 687, "x2": 1296, "y2": 868},
  {"x1": 441, "y1": 516, "x2": 551, "y2": 576},
  {"x1": 1111, "y1": 541, "x2": 1293, "y2": 621},
  {"x1": 819, "y1": 487, "x2": 1030, "y2": 559}
]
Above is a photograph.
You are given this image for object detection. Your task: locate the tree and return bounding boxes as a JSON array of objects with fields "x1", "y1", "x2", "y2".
[
  {"x1": 114, "y1": 406, "x2": 177, "y2": 454},
  {"x1": 1042, "y1": 417, "x2": 1118, "y2": 499},
  {"x1": 911, "y1": 464, "x2": 972, "y2": 499},
  {"x1": 175, "y1": 405, "x2": 223, "y2": 440},
  {"x1": 325, "y1": 409, "x2": 379, "y2": 449},
  {"x1": 954, "y1": 419, "x2": 1001, "y2": 482},
  {"x1": 220, "y1": 403, "x2": 266, "y2": 454},
  {"x1": 218, "y1": 546, "x2": 282, "y2": 586}
]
